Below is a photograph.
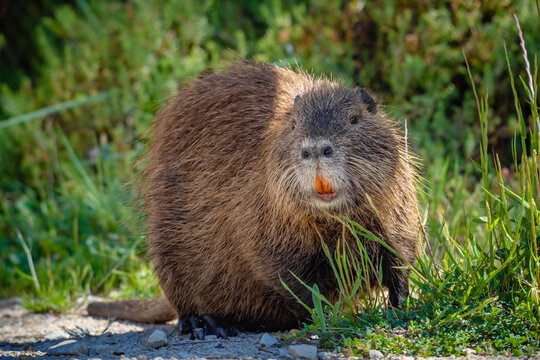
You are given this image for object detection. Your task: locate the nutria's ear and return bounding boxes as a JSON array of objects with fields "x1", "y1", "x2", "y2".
[{"x1": 357, "y1": 88, "x2": 377, "y2": 114}]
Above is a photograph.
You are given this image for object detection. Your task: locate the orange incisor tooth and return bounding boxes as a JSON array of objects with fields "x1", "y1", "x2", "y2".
[{"x1": 315, "y1": 174, "x2": 333, "y2": 194}]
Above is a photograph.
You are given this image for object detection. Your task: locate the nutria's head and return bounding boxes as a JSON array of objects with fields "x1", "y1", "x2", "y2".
[{"x1": 268, "y1": 81, "x2": 401, "y2": 215}]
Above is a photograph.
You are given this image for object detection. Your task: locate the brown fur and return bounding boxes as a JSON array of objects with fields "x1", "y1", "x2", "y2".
[{"x1": 89, "y1": 60, "x2": 419, "y2": 330}]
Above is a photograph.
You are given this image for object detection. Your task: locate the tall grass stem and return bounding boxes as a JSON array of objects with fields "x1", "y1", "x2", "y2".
[{"x1": 15, "y1": 229, "x2": 41, "y2": 293}]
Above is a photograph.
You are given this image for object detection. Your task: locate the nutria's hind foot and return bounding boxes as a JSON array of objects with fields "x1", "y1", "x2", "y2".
[{"x1": 178, "y1": 314, "x2": 240, "y2": 340}]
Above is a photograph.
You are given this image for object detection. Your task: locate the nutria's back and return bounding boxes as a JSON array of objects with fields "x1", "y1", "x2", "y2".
[{"x1": 137, "y1": 60, "x2": 419, "y2": 332}]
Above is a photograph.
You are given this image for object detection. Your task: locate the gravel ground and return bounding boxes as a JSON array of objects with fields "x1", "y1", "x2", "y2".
[{"x1": 0, "y1": 297, "x2": 538, "y2": 360}]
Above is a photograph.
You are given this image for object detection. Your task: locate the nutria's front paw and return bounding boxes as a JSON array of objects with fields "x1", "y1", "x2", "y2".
[
  {"x1": 178, "y1": 314, "x2": 240, "y2": 340},
  {"x1": 389, "y1": 287, "x2": 408, "y2": 307},
  {"x1": 388, "y1": 274, "x2": 409, "y2": 307}
]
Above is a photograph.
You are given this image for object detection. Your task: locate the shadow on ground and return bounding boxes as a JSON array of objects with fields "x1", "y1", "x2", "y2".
[{"x1": 0, "y1": 299, "x2": 278, "y2": 359}]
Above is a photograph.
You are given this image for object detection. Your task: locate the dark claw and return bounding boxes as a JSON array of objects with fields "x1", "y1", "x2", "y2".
[
  {"x1": 178, "y1": 314, "x2": 240, "y2": 339},
  {"x1": 202, "y1": 314, "x2": 229, "y2": 339},
  {"x1": 178, "y1": 317, "x2": 192, "y2": 334}
]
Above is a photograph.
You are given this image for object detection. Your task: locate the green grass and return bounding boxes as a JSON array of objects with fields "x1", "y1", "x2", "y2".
[
  {"x1": 282, "y1": 33, "x2": 540, "y2": 357},
  {"x1": 1, "y1": 118, "x2": 160, "y2": 310}
]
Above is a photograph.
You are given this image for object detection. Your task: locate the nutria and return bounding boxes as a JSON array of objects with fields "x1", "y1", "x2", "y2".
[{"x1": 88, "y1": 60, "x2": 419, "y2": 336}]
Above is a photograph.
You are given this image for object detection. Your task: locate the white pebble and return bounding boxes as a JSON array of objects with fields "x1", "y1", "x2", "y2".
[
  {"x1": 317, "y1": 352, "x2": 335, "y2": 359},
  {"x1": 399, "y1": 356, "x2": 414, "y2": 360},
  {"x1": 260, "y1": 333, "x2": 278, "y2": 347},
  {"x1": 369, "y1": 349, "x2": 384, "y2": 360},
  {"x1": 146, "y1": 329, "x2": 168, "y2": 348},
  {"x1": 288, "y1": 344, "x2": 318, "y2": 360}
]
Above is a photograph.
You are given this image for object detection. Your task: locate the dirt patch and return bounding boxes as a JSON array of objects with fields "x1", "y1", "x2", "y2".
[
  {"x1": 0, "y1": 298, "x2": 538, "y2": 360},
  {"x1": 0, "y1": 297, "x2": 316, "y2": 359}
]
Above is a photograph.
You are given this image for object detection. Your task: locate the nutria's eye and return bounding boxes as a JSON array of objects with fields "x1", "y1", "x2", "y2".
[
  {"x1": 349, "y1": 115, "x2": 359, "y2": 125},
  {"x1": 323, "y1": 146, "x2": 334, "y2": 158},
  {"x1": 291, "y1": 121, "x2": 296, "y2": 130},
  {"x1": 301, "y1": 149, "x2": 310, "y2": 159}
]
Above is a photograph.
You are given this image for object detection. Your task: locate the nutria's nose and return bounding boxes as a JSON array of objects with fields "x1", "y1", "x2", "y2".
[{"x1": 301, "y1": 145, "x2": 334, "y2": 159}]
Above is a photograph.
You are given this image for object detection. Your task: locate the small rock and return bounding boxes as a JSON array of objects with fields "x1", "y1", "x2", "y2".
[
  {"x1": 465, "y1": 348, "x2": 476, "y2": 355},
  {"x1": 137, "y1": 356, "x2": 147, "y2": 360},
  {"x1": 369, "y1": 350, "x2": 384, "y2": 360},
  {"x1": 449, "y1": 355, "x2": 456, "y2": 360},
  {"x1": 205, "y1": 335, "x2": 218, "y2": 341},
  {"x1": 146, "y1": 329, "x2": 168, "y2": 348},
  {"x1": 47, "y1": 339, "x2": 88, "y2": 355},
  {"x1": 288, "y1": 344, "x2": 318, "y2": 360},
  {"x1": 278, "y1": 348, "x2": 294, "y2": 360},
  {"x1": 260, "y1": 333, "x2": 278, "y2": 347},
  {"x1": 317, "y1": 352, "x2": 335, "y2": 359}
]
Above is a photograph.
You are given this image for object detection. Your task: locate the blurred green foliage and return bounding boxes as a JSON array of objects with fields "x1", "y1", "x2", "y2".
[{"x1": 0, "y1": 0, "x2": 538, "y2": 313}]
